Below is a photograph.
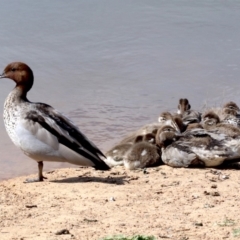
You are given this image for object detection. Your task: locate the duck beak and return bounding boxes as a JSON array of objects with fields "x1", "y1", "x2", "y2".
[{"x1": 0, "y1": 72, "x2": 6, "y2": 79}]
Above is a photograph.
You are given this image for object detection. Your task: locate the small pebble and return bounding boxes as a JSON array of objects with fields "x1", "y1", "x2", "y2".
[
  {"x1": 143, "y1": 169, "x2": 149, "y2": 174},
  {"x1": 55, "y1": 229, "x2": 70, "y2": 235},
  {"x1": 109, "y1": 197, "x2": 115, "y2": 201},
  {"x1": 219, "y1": 174, "x2": 229, "y2": 180},
  {"x1": 83, "y1": 218, "x2": 98, "y2": 223},
  {"x1": 192, "y1": 194, "x2": 200, "y2": 199},
  {"x1": 211, "y1": 191, "x2": 220, "y2": 196},
  {"x1": 25, "y1": 204, "x2": 37, "y2": 208},
  {"x1": 204, "y1": 204, "x2": 214, "y2": 208}
]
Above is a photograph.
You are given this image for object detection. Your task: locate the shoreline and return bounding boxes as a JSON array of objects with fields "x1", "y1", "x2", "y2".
[{"x1": 1, "y1": 165, "x2": 240, "y2": 240}]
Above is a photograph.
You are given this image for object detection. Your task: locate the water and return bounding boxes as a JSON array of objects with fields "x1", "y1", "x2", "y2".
[{"x1": 0, "y1": 0, "x2": 240, "y2": 180}]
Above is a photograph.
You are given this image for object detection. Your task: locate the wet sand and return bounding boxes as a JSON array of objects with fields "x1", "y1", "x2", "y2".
[{"x1": 1, "y1": 165, "x2": 240, "y2": 240}]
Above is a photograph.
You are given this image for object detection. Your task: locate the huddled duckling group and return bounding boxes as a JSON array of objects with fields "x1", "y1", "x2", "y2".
[{"x1": 105, "y1": 98, "x2": 240, "y2": 170}]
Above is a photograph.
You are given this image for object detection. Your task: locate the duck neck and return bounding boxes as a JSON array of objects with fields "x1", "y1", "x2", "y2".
[
  {"x1": 16, "y1": 84, "x2": 31, "y2": 101},
  {"x1": 7, "y1": 85, "x2": 30, "y2": 104},
  {"x1": 13, "y1": 72, "x2": 34, "y2": 101}
]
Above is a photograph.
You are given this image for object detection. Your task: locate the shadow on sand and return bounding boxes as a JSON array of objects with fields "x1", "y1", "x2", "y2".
[{"x1": 50, "y1": 175, "x2": 127, "y2": 184}]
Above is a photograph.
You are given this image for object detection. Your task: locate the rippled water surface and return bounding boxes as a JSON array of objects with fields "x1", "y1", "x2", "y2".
[{"x1": 0, "y1": 1, "x2": 240, "y2": 180}]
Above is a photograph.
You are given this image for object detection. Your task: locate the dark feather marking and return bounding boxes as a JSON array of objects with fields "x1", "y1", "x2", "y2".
[
  {"x1": 37, "y1": 103, "x2": 105, "y2": 158},
  {"x1": 170, "y1": 142, "x2": 194, "y2": 154},
  {"x1": 25, "y1": 107, "x2": 110, "y2": 170}
]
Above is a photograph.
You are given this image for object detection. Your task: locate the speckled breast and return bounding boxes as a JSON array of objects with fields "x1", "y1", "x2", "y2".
[{"x1": 3, "y1": 93, "x2": 21, "y2": 148}]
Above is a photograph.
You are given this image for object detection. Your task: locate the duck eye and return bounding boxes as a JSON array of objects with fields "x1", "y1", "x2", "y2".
[{"x1": 11, "y1": 68, "x2": 16, "y2": 72}]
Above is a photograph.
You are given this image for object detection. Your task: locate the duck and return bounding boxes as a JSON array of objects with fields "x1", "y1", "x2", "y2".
[
  {"x1": 123, "y1": 133, "x2": 161, "y2": 170},
  {"x1": 0, "y1": 62, "x2": 110, "y2": 181},
  {"x1": 155, "y1": 125, "x2": 239, "y2": 168},
  {"x1": 177, "y1": 98, "x2": 201, "y2": 126}
]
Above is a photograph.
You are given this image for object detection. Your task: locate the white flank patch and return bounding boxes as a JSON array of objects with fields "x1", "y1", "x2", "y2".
[
  {"x1": 141, "y1": 149, "x2": 147, "y2": 156},
  {"x1": 124, "y1": 160, "x2": 141, "y2": 170},
  {"x1": 106, "y1": 156, "x2": 123, "y2": 167}
]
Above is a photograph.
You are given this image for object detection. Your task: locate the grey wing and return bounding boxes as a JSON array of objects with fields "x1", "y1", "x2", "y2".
[{"x1": 24, "y1": 103, "x2": 110, "y2": 170}]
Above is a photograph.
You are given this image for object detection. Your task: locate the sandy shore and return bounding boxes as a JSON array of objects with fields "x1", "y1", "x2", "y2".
[{"x1": 1, "y1": 165, "x2": 240, "y2": 240}]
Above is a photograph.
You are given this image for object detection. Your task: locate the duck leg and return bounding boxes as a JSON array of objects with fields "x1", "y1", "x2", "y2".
[
  {"x1": 24, "y1": 161, "x2": 47, "y2": 183},
  {"x1": 38, "y1": 161, "x2": 47, "y2": 181}
]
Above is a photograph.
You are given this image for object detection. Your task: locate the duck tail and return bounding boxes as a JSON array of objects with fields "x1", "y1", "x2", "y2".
[{"x1": 93, "y1": 159, "x2": 111, "y2": 170}]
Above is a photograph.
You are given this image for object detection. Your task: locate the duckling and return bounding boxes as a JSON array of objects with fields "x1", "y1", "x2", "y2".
[
  {"x1": 177, "y1": 98, "x2": 191, "y2": 114},
  {"x1": 124, "y1": 133, "x2": 161, "y2": 170},
  {"x1": 207, "y1": 101, "x2": 240, "y2": 121},
  {"x1": 177, "y1": 98, "x2": 202, "y2": 126},
  {"x1": 201, "y1": 111, "x2": 220, "y2": 129},
  {"x1": 105, "y1": 132, "x2": 157, "y2": 167},
  {"x1": 222, "y1": 101, "x2": 240, "y2": 116},
  {"x1": 120, "y1": 111, "x2": 180, "y2": 145},
  {"x1": 156, "y1": 125, "x2": 238, "y2": 168},
  {"x1": 172, "y1": 114, "x2": 186, "y2": 132},
  {"x1": 221, "y1": 102, "x2": 240, "y2": 127},
  {"x1": 202, "y1": 111, "x2": 240, "y2": 138},
  {"x1": 105, "y1": 142, "x2": 133, "y2": 167}
]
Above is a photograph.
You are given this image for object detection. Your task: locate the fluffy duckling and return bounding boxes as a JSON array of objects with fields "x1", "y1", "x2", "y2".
[
  {"x1": 156, "y1": 125, "x2": 237, "y2": 168},
  {"x1": 207, "y1": 101, "x2": 240, "y2": 121},
  {"x1": 0, "y1": 62, "x2": 110, "y2": 181},
  {"x1": 141, "y1": 112, "x2": 180, "y2": 135},
  {"x1": 221, "y1": 102, "x2": 240, "y2": 127},
  {"x1": 174, "y1": 114, "x2": 186, "y2": 132},
  {"x1": 177, "y1": 98, "x2": 191, "y2": 114},
  {"x1": 123, "y1": 133, "x2": 161, "y2": 170},
  {"x1": 177, "y1": 98, "x2": 202, "y2": 125},
  {"x1": 105, "y1": 133, "x2": 157, "y2": 167},
  {"x1": 202, "y1": 111, "x2": 240, "y2": 138},
  {"x1": 222, "y1": 101, "x2": 240, "y2": 116},
  {"x1": 120, "y1": 111, "x2": 181, "y2": 145},
  {"x1": 105, "y1": 142, "x2": 133, "y2": 167},
  {"x1": 201, "y1": 111, "x2": 220, "y2": 129}
]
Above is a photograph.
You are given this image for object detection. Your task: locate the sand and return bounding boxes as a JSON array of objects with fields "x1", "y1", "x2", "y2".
[{"x1": 1, "y1": 165, "x2": 240, "y2": 240}]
